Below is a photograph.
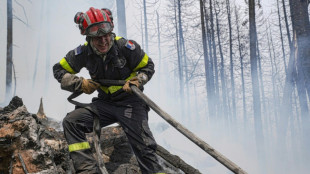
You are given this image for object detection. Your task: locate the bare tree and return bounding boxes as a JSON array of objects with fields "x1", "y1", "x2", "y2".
[
  {"x1": 266, "y1": 24, "x2": 279, "y2": 123},
  {"x1": 208, "y1": 0, "x2": 220, "y2": 118},
  {"x1": 282, "y1": 0, "x2": 295, "y2": 124},
  {"x1": 226, "y1": 0, "x2": 236, "y2": 122},
  {"x1": 277, "y1": 0, "x2": 288, "y2": 74},
  {"x1": 200, "y1": 0, "x2": 216, "y2": 117},
  {"x1": 5, "y1": 0, "x2": 13, "y2": 103},
  {"x1": 289, "y1": 0, "x2": 310, "y2": 114},
  {"x1": 255, "y1": 6, "x2": 267, "y2": 119},
  {"x1": 234, "y1": 5, "x2": 247, "y2": 126},
  {"x1": 143, "y1": 0, "x2": 149, "y2": 53},
  {"x1": 249, "y1": 0, "x2": 264, "y2": 163},
  {"x1": 173, "y1": 0, "x2": 185, "y2": 116},
  {"x1": 156, "y1": 10, "x2": 162, "y2": 78},
  {"x1": 288, "y1": 0, "x2": 310, "y2": 159},
  {"x1": 178, "y1": 0, "x2": 188, "y2": 118},
  {"x1": 44, "y1": 0, "x2": 51, "y2": 94},
  {"x1": 117, "y1": 0, "x2": 127, "y2": 38},
  {"x1": 215, "y1": 1, "x2": 229, "y2": 119}
]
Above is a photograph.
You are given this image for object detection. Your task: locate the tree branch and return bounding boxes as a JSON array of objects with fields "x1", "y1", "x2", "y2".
[{"x1": 14, "y1": 0, "x2": 29, "y2": 24}]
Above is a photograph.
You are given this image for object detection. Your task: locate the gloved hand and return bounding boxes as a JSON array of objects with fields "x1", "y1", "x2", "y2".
[
  {"x1": 137, "y1": 73, "x2": 148, "y2": 85},
  {"x1": 81, "y1": 78, "x2": 101, "y2": 94},
  {"x1": 123, "y1": 73, "x2": 148, "y2": 93},
  {"x1": 61, "y1": 73, "x2": 84, "y2": 92},
  {"x1": 123, "y1": 77, "x2": 141, "y2": 93}
]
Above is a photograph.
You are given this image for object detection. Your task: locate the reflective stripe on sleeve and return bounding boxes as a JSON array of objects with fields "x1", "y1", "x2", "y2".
[
  {"x1": 68, "y1": 142, "x2": 90, "y2": 152},
  {"x1": 133, "y1": 53, "x2": 149, "y2": 72},
  {"x1": 59, "y1": 58, "x2": 76, "y2": 74}
]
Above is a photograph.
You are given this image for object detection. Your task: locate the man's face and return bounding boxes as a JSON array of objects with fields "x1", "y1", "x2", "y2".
[{"x1": 91, "y1": 33, "x2": 112, "y2": 53}]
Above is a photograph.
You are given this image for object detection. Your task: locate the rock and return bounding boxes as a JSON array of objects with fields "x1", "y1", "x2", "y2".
[
  {"x1": 0, "y1": 96, "x2": 200, "y2": 174},
  {"x1": 0, "y1": 97, "x2": 69, "y2": 174},
  {"x1": 113, "y1": 164, "x2": 141, "y2": 174},
  {"x1": 0, "y1": 96, "x2": 23, "y2": 114},
  {"x1": 99, "y1": 126, "x2": 140, "y2": 173}
]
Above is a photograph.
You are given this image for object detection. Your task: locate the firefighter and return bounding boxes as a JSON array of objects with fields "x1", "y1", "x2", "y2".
[{"x1": 53, "y1": 7, "x2": 164, "y2": 174}]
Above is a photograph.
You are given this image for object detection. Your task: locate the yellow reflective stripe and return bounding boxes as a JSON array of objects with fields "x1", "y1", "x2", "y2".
[
  {"x1": 59, "y1": 58, "x2": 76, "y2": 74},
  {"x1": 101, "y1": 72, "x2": 136, "y2": 94},
  {"x1": 115, "y1": 36, "x2": 122, "y2": 40},
  {"x1": 68, "y1": 142, "x2": 90, "y2": 152},
  {"x1": 126, "y1": 72, "x2": 137, "y2": 81},
  {"x1": 84, "y1": 42, "x2": 88, "y2": 46},
  {"x1": 99, "y1": 53, "x2": 148, "y2": 94},
  {"x1": 100, "y1": 86, "x2": 109, "y2": 94},
  {"x1": 108, "y1": 86, "x2": 123, "y2": 94},
  {"x1": 108, "y1": 72, "x2": 136, "y2": 93},
  {"x1": 133, "y1": 53, "x2": 149, "y2": 72}
]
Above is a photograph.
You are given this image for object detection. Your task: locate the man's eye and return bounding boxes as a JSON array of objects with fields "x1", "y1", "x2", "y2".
[{"x1": 93, "y1": 37, "x2": 101, "y2": 41}]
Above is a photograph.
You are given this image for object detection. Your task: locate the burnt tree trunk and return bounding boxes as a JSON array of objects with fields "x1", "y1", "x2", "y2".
[
  {"x1": 174, "y1": 0, "x2": 185, "y2": 118},
  {"x1": 235, "y1": 6, "x2": 247, "y2": 126},
  {"x1": 116, "y1": 0, "x2": 127, "y2": 38},
  {"x1": 289, "y1": 0, "x2": 310, "y2": 114},
  {"x1": 277, "y1": 0, "x2": 288, "y2": 74},
  {"x1": 143, "y1": 0, "x2": 149, "y2": 53},
  {"x1": 178, "y1": 0, "x2": 188, "y2": 118},
  {"x1": 249, "y1": 0, "x2": 264, "y2": 167},
  {"x1": 200, "y1": 0, "x2": 214, "y2": 117},
  {"x1": 256, "y1": 39, "x2": 267, "y2": 117},
  {"x1": 215, "y1": 2, "x2": 229, "y2": 120},
  {"x1": 45, "y1": 0, "x2": 51, "y2": 94},
  {"x1": 6, "y1": 0, "x2": 13, "y2": 103},
  {"x1": 226, "y1": 0, "x2": 236, "y2": 121},
  {"x1": 209, "y1": 0, "x2": 219, "y2": 118},
  {"x1": 289, "y1": 0, "x2": 310, "y2": 164}
]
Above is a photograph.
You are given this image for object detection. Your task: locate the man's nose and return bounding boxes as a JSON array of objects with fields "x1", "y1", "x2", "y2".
[{"x1": 98, "y1": 36, "x2": 106, "y2": 43}]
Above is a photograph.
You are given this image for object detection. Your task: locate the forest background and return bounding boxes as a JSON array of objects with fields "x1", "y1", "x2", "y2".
[{"x1": 1, "y1": 0, "x2": 310, "y2": 173}]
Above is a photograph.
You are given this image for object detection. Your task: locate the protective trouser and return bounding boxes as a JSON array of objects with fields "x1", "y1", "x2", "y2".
[{"x1": 62, "y1": 99, "x2": 163, "y2": 174}]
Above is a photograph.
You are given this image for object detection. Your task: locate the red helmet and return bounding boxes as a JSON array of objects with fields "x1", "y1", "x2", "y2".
[
  {"x1": 101, "y1": 8, "x2": 114, "y2": 28},
  {"x1": 101, "y1": 8, "x2": 113, "y2": 22},
  {"x1": 74, "y1": 7, "x2": 113, "y2": 36}
]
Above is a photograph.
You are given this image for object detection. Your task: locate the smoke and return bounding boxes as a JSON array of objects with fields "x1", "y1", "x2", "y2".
[{"x1": 1, "y1": 1, "x2": 310, "y2": 174}]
